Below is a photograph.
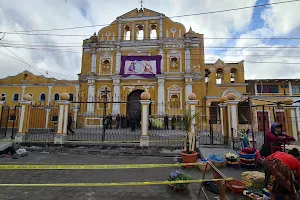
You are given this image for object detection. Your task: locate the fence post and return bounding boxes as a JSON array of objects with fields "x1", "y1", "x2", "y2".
[
  {"x1": 219, "y1": 96, "x2": 228, "y2": 145},
  {"x1": 187, "y1": 93, "x2": 199, "y2": 152},
  {"x1": 140, "y1": 92, "x2": 151, "y2": 147},
  {"x1": 225, "y1": 93, "x2": 240, "y2": 149},
  {"x1": 0, "y1": 96, "x2": 4, "y2": 133},
  {"x1": 54, "y1": 92, "x2": 70, "y2": 144},
  {"x1": 15, "y1": 94, "x2": 33, "y2": 142},
  {"x1": 283, "y1": 98, "x2": 299, "y2": 141}
]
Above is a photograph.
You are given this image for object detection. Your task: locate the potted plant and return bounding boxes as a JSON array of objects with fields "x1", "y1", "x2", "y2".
[
  {"x1": 180, "y1": 109, "x2": 200, "y2": 167},
  {"x1": 167, "y1": 170, "x2": 192, "y2": 191}
]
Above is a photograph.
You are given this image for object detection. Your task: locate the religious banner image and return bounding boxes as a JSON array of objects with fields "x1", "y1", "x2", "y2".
[{"x1": 120, "y1": 56, "x2": 162, "y2": 77}]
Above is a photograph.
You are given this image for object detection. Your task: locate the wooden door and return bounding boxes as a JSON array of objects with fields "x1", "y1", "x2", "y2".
[{"x1": 257, "y1": 111, "x2": 269, "y2": 131}]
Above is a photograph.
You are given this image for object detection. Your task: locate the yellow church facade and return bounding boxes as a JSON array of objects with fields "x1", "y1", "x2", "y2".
[{"x1": 0, "y1": 7, "x2": 300, "y2": 141}]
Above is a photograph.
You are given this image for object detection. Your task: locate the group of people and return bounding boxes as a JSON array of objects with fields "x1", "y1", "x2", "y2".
[
  {"x1": 258, "y1": 123, "x2": 299, "y2": 199},
  {"x1": 162, "y1": 114, "x2": 185, "y2": 130},
  {"x1": 104, "y1": 114, "x2": 138, "y2": 131}
]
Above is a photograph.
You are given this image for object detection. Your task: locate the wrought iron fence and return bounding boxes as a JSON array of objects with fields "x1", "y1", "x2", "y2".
[{"x1": 0, "y1": 105, "x2": 19, "y2": 139}]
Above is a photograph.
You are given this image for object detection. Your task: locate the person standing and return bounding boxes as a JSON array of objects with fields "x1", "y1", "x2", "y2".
[
  {"x1": 121, "y1": 114, "x2": 125, "y2": 128},
  {"x1": 108, "y1": 114, "x2": 113, "y2": 129},
  {"x1": 177, "y1": 115, "x2": 182, "y2": 130},
  {"x1": 116, "y1": 114, "x2": 121, "y2": 129},
  {"x1": 171, "y1": 115, "x2": 176, "y2": 130},
  {"x1": 130, "y1": 114, "x2": 136, "y2": 132},
  {"x1": 164, "y1": 114, "x2": 169, "y2": 130},
  {"x1": 67, "y1": 113, "x2": 75, "y2": 135},
  {"x1": 126, "y1": 114, "x2": 130, "y2": 128}
]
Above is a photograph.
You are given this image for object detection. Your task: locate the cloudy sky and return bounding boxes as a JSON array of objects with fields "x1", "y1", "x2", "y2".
[{"x1": 0, "y1": 0, "x2": 300, "y2": 80}]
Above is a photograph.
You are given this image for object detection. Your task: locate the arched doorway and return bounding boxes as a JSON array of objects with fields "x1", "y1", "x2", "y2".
[
  {"x1": 126, "y1": 90, "x2": 152, "y2": 124},
  {"x1": 127, "y1": 90, "x2": 144, "y2": 122}
]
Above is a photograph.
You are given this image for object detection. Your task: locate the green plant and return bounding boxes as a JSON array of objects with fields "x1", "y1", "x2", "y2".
[
  {"x1": 182, "y1": 109, "x2": 201, "y2": 153},
  {"x1": 167, "y1": 170, "x2": 192, "y2": 191}
]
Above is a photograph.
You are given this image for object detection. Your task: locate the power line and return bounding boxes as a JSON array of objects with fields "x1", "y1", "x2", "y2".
[{"x1": 3, "y1": 0, "x2": 300, "y2": 33}]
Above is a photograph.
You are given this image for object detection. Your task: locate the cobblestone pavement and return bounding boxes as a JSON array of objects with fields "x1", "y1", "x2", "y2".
[{"x1": 0, "y1": 151, "x2": 252, "y2": 200}]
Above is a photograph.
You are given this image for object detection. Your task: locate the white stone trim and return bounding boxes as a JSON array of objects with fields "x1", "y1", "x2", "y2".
[
  {"x1": 231, "y1": 105, "x2": 238, "y2": 137},
  {"x1": 57, "y1": 105, "x2": 64, "y2": 133},
  {"x1": 21, "y1": 86, "x2": 26, "y2": 100},
  {"x1": 185, "y1": 48, "x2": 190, "y2": 72},
  {"x1": 289, "y1": 81, "x2": 293, "y2": 96},
  {"x1": 45, "y1": 108, "x2": 50, "y2": 128},
  {"x1": 18, "y1": 105, "x2": 25, "y2": 133},
  {"x1": 121, "y1": 16, "x2": 160, "y2": 22},
  {"x1": 221, "y1": 88, "x2": 242, "y2": 98},
  {"x1": 63, "y1": 105, "x2": 68, "y2": 134},
  {"x1": 167, "y1": 85, "x2": 182, "y2": 109},
  {"x1": 91, "y1": 53, "x2": 96, "y2": 73},
  {"x1": 291, "y1": 109, "x2": 298, "y2": 140}
]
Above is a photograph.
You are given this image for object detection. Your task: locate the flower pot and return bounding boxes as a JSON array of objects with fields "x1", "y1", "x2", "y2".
[{"x1": 180, "y1": 151, "x2": 198, "y2": 168}]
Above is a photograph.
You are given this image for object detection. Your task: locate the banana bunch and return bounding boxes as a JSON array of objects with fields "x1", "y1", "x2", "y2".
[{"x1": 225, "y1": 153, "x2": 238, "y2": 159}]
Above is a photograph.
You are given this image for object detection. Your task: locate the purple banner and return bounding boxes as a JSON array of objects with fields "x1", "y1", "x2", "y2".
[{"x1": 120, "y1": 56, "x2": 162, "y2": 77}]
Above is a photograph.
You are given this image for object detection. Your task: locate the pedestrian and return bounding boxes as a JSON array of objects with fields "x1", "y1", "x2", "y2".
[
  {"x1": 67, "y1": 113, "x2": 75, "y2": 135},
  {"x1": 164, "y1": 114, "x2": 169, "y2": 130},
  {"x1": 264, "y1": 149, "x2": 300, "y2": 200},
  {"x1": 121, "y1": 114, "x2": 125, "y2": 128},
  {"x1": 126, "y1": 114, "x2": 130, "y2": 128},
  {"x1": 108, "y1": 114, "x2": 112, "y2": 129},
  {"x1": 130, "y1": 114, "x2": 136, "y2": 132},
  {"x1": 171, "y1": 115, "x2": 176, "y2": 130},
  {"x1": 149, "y1": 115, "x2": 153, "y2": 130},
  {"x1": 116, "y1": 114, "x2": 121, "y2": 129},
  {"x1": 177, "y1": 115, "x2": 181, "y2": 130}
]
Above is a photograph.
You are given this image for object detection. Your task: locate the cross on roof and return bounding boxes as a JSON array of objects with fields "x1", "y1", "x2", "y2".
[{"x1": 139, "y1": 0, "x2": 144, "y2": 9}]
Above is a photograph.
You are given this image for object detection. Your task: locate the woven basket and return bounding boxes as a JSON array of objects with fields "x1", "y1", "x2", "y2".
[
  {"x1": 212, "y1": 161, "x2": 225, "y2": 167},
  {"x1": 197, "y1": 162, "x2": 211, "y2": 171}
]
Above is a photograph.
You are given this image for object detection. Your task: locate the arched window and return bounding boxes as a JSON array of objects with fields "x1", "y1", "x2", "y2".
[
  {"x1": 150, "y1": 24, "x2": 157, "y2": 39},
  {"x1": 40, "y1": 94, "x2": 46, "y2": 101},
  {"x1": 69, "y1": 93, "x2": 74, "y2": 101},
  {"x1": 137, "y1": 24, "x2": 144, "y2": 40},
  {"x1": 1, "y1": 94, "x2": 6, "y2": 101},
  {"x1": 13, "y1": 93, "x2": 19, "y2": 101},
  {"x1": 230, "y1": 68, "x2": 237, "y2": 83},
  {"x1": 54, "y1": 93, "x2": 60, "y2": 101},
  {"x1": 23, "y1": 73, "x2": 28, "y2": 81},
  {"x1": 124, "y1": 25, "x2": 131, "y2": 40},
  {"x1": 205, "y1": 69, "x2": 211, "y2": 83},
  {"x1": 216, "y1": 68, "x2": 223, "y2": 84}
]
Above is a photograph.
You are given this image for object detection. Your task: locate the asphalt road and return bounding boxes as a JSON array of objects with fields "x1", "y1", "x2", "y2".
[{"x1": 0, "y1": 151, "x2": 250, "y2": 200}]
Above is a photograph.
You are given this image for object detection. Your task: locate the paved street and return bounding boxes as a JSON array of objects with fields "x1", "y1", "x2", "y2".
[{"x1": 0, "y1": 150, "x2": 250, "y2": 200}]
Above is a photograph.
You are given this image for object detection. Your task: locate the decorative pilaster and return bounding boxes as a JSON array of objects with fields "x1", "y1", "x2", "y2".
[
  {"x1": 185, "y1": 75, "x2": 193, "y2": 104},
  {"x1": 54, "y1": 92, "x2": 70, "y2": 144},
  {"x1": 91, "y1": 50, "x2": 96, "y2": 73},
  {"x1": 21, "y1": 86, "x2": 26, "y2": 100},
  {"x1": 115, "y1": 50, "x2": 121, "y2": 74},
  {"x1": 118, "y1": 19, "x2": 122, "y2": 40},
  {"x1": 254, "y1": 82, "x2": 258, "y2": 96},
  {"x1": 185, "y1": 48, "x2": 191, "y2": 72},
  {"x1": 87, "y1": 77, "x2": 95, "y2": 114},
  {"x1": 140, "y1": 92, "x2": 151, "y2": 147},
  {"x1": 15, "y1": 94, "x2": 33, "y2": 142},
  {"x1": 0, "y1": 97, "x2": 5, "y2": 126},
  {"x1": 45, "y1": 106, "x2": 50, "y2": 128},
  {"x1": 47, "y1": 86, "x2": 52, "y2": 105},
  {"x1": 159, "y1": 16, "x2": 163, "y2": 39},
  {"x1": 283, "y1": 98, "x2": 298, "y2": 141},
  {"x1": 156, "y1": 75, "x2": 165, "y2": 115},
  {"x1": 225, "y1": 93, "x2": 240, "y2": 148},
  {"x1": 158, "y1": 48, "x2": 164, "y2": 73},
  {"x1": 112, "y1": 77, "x2": 121, "y2": 115},
  {"x1": 223, "y1": 68, "x2": 231, "y2": 84}
]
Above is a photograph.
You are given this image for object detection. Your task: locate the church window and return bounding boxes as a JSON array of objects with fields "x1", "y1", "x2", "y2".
[
  {"x1": 69, "y1": 93, "x2": 74, "y2": 101},
  {"x1": 170, "y1": 94, "x2": 180, "y2": 109},
  {"x1": 205, "y1": 69, "x2": 210, "y2": 83},
  {"x1": 137, "y1": 24, "x2": 144, "y2": 40},
  {"x1": 230, "y1": 68, "x2": 237, "y2": 83},
  {"x1": 40, "y1": 93, "x2": 46, "y2": 101},
  {"x1": 1, "y1": 94, "x2": 6, "y2": 101},
  {"x1": 150, "y1": 24, "x2": 157, "y2": 39},
  {"x1": 13, "y1": 93, "x2": 19, "y2": 101},
  {"x1": 54, "y1": 93, "x2": 60, "y2": 101},
  {"x1": 124, "y1": 25, "x2": 131, "y2": 40},
  {"x1": 216, "y1": 68, "x2": 223, "y2": 84},
  {"x1": 23, "y1": 73, "x2": 28, "y2": 81}
]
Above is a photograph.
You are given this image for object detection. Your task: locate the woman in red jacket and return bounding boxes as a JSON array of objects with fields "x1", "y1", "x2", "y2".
[
  {"x1": 264, "y1": 148, "x2": 300, "y2": 200},
  {"x1": 260, "y1": 123, "x2": 295, "y2": 157}
]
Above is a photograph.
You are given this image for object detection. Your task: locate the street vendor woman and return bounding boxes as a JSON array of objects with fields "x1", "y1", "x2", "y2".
[
  {"x1": 264, "y1": 149, "x2": 300, "y2": 200},
  {"x1": 260, "y1": 123, "x2": 295, "y2": 157}
]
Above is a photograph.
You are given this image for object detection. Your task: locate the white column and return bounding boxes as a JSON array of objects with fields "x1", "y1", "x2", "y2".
[
  {"x1": 185, "y1": 48, "x2": 191, "y2": 72},
  {"x1": 118, "y1": 20, "x2": 122, "y2": 40},
  {"x1": 157, "y1": 76, "x2": 165, "y2": 114},
  {"x1": 158, "y1": 48, "x2": 164, "y2": 73},
  {"x1": 87, "y1": 78, "x2": 95, "y2": 114},
  {"x1": 116, "y1": 51, "x2": 121, "y2": 74},
  {"x1": 73, "y1": 108, "x2": 78, "y2": 129},
  {"x1": 289, "y1": 81, "x2": 293, "y2": 96},
  {"x1": 227, "y1": 100, "x2": 239, "y2": 138},
  {"x1": 185, "y1": 84, "x2": 192, "y2": 104},
  {"x1": 159, "y1": 17, "x2": 163, "y2": 39},
  {"x1": 140, "y1": 100, "x2": 151, "y2": 147},
  {"x1": 254, "y1": 82, "x2": 258, "y2": 96},
  {"x1": 131, "y1": 22, "x2": 135, "y2": 40},
  {"x1": 290, "y1": 109, "x2": 298, "y2": 140},
  {"x1": 45, "y1": 108, "x2": 50, "y2": 128},
  {"x1": 47, "y1": 86, "x2": 52, "y2": 105},
  {"x1": 112, "y1": 79, "x2": 121, "y2": 115},
  {"x1": 21, "y1": 86, "x2": 26, "y2": 100},
  {"x1": 91, "y1": 52, "x2": 96, "y2": 73}
]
